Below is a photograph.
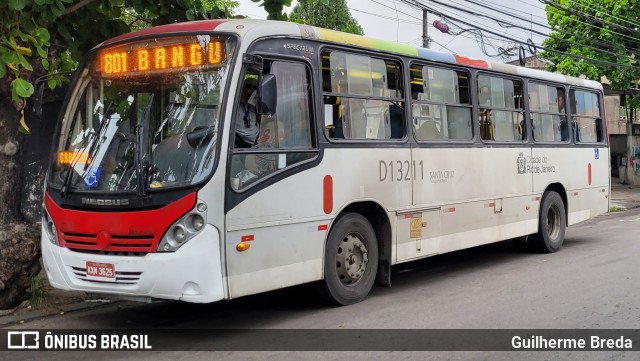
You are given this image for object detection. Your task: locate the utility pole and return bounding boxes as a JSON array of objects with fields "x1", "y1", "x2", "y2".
[{"x1": 422, "y1": 9, "x2": 430, "y2": 48}]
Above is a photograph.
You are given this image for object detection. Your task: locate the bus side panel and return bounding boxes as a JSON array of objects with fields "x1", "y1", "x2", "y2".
[
  {"x1": 532, "y1": 146, "x2": 610, "y2": 225},
  {"x1": 398, "y1": 147, "x2": 537, "y2": 262},
  {"x1": 225, "y1": 148, "x2": 411, "y2": 299}
]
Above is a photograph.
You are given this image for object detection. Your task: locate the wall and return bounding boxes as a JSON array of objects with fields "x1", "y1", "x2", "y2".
[
  {"x1": 624, "y1": 132, "x2": 640, "y2": 185},
  {"x1": 605, "y1": 95, "x2": 626, "y2": 135}
]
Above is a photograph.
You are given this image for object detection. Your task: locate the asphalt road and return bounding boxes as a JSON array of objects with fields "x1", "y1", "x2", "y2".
[{"x1": 4, "y1": 207, "x2": 640, "y2": 360}]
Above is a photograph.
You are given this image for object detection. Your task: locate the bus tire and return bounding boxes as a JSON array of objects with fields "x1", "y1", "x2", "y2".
[
  {"x1": 530, "y1": 191, "x2": 566, "y2": 253},
  {"x1": 319, "y1": 213, "x2": 378, "y2": 306}
]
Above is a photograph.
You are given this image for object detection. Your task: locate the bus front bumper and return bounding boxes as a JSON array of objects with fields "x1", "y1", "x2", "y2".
[{"x1": 41, "y1": 224, "x2": 226, "y2": 303}]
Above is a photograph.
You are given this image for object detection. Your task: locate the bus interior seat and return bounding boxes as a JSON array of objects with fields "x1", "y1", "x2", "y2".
[
  {"x1": 416, "y1": 120, "x2": 441, "y2": 140},
  {"x1": 389, "y1": 104, "x2": 404, "y2": 139}
]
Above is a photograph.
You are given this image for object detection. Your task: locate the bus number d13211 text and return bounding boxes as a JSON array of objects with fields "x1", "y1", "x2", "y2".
[{"x1": 379, "y1": 160, "x2": 424, "y2": 182}]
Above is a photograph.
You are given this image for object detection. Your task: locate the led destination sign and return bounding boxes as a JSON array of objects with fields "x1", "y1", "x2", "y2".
[{"x1": 99, "y1": 40, "x2": 224, "y2": 76}]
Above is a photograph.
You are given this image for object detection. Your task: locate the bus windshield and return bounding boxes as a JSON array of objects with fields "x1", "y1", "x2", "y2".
[{"x1": 49, "y1": 35, "x2": 235, "y2": 194}]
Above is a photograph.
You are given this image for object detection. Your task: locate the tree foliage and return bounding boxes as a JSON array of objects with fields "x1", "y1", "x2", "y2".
[
  {"x1": 541, "y1": 0, "x2": 640, "y2": 90},
  {"x1": 0, "y1": 0, "x2": 232, "y2": 118},
  {"x1": 288, "y1": 0, "x2": 363, "y2": 35},
  {"x1": 251, "y1": 0, "x2": 292, "y2": 20}
]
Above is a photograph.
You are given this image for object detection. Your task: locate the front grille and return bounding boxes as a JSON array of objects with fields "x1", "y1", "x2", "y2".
[
  {"x1": 69, "y1": 249, "x2": 147, "y2": 257},
  {"x1": 63, "y1": 232, "x2": 155, "y2": 253},
  {"x1": 71, "y1": 266, "x2": 143, "y2": 285}
]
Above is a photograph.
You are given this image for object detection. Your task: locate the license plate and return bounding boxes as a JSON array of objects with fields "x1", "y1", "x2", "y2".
[{"x1": 85, "y1": 261, "x2": 115, "y2": 281}]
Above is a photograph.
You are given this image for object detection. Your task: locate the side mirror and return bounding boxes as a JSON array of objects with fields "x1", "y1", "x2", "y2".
[
  {"x1": 186, "y1": 126, "x2": 215, "y2": 148},
  {"x1": 257, "y1": 74, "x2": 277, "y2": 115}
]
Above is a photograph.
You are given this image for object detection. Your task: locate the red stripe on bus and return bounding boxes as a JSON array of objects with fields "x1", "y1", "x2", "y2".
[
  {"x1": 454, "y1": 54, "x2": 490, "y2": 68},
  {"x1": 241, "y1": 235, "x2": 254, "y2": 242},
  {"x1": 588, "y1": 163, "x2": 592, "y2": 185},
  {"x1": 323, "y1": 175, "x2": 333, "y2": 214}
]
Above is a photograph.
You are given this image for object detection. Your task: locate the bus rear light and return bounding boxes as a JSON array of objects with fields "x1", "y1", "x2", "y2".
[{"x1": 157, "y1": 201, "x2": 208, "y2": 252}]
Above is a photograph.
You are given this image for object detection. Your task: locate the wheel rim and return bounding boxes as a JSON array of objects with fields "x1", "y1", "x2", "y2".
[
  {"x1": 335, "y1": 233, "x2": 369, "y2": 286},
  {"x1": 546, "y1": 203, "x2": 561, "y2": 240}
]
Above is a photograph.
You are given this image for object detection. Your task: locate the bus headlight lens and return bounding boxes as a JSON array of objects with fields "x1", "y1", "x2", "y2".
[
  {"x1": 157, "y1": 200, "x2": 208, "y2": 252},
  {"x1": 190, "y1": 215, "x2": 205, "y2": 231},
  {"x1": 42, "y1": 209, "x2": 58, "y2": 245},
  {"x1": 173, "y1": 226, "x2": 187, "y2": 243}
]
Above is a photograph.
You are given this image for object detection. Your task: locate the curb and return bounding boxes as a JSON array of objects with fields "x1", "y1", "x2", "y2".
[{"x1": 0, "y1": 300, "x2": 121, "y2": 328}]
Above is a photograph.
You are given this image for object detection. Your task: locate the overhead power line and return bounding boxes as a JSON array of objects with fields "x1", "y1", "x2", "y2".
[{"x1": 404, "y1": 0, "x2": 640, "y2": 70}]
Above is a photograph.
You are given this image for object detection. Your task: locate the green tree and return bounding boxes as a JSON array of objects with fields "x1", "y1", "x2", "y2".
[
  {"x1": 289, "y1": 0, "x2": 363, "y2": 35},
  {"x1": 251, "y1": 0, "x2": 292, "y2": 20},
  {"x1": 541, "y1": 0, "x2": 640, "y2": 91},
  {"x1": 0, "y1": 0, "x2": 230, "y2": 309}
]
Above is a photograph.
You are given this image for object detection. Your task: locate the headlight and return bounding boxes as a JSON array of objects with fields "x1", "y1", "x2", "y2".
[
  {"x1": 42, "y1": 208, "x2": 58, "y2": 245},
  {"x1": 173, "y1": 226, "x2": 187, "y2": 243},
  {"x1": 157, "y1": 201, "x2": 208, "y2": 252},
  {"x1": 188, "y1": 214, "x2": 205, "y2": 232}
]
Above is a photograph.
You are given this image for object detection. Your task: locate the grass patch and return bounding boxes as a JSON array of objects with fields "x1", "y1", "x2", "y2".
[
  {"x1": 609, "y1": 206, "x2": 624, "y2": 212},
  {"x1": 29, "y1": 276, "x2": 47, "y2": 309}
]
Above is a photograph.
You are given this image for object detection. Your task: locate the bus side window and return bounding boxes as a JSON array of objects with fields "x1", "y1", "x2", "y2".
[
  {"x1": 411, "y1": 65, "x2": 472, "y2": 141},
  {"x1": 477, "y1": 75, "x2": 523, "y2": 142},
  {"x1": 321, "y1": 50, "x2": 404, "y2": 140},
  {"x1": 570, "y1": 89, "x2": 602, "y2": 143},
  {"x1": 230, "y1": 60, "x2": 317, "y2": 190}
]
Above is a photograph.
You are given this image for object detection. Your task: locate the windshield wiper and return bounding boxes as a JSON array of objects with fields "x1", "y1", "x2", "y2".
[
  {"x1": 60, "y1": 167, "x2": 73, "y2": 198},
  {"x1": 135, "y1": 124, "x2": 149, "y2": 198}
]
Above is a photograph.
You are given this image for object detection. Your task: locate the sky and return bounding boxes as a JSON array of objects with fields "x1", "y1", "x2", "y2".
[{"x1": 234, "y1": 0, "x2": 551, "y2": 62}]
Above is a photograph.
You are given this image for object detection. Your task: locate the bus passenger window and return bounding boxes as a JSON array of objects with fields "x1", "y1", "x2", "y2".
[
  {"x1": 530, "y1": 83, "x2": 567, "y2": 143},
  {"x1": 570, "y1": 90, "x2": 603, "y2": 143},
  {"x1": 321, "y1": 50, "x2": 404, "y2": 140},
  {"x1": 410, "y1": 65, "x2": 472, "y2": 141},
  {"x1": 477, "y1": 75, "x2": 523, "y2": 142}
]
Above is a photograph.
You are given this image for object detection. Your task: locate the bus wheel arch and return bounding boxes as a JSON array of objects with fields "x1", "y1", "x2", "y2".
[
  {"x1": 319, "y1": 201, "x2": 391, "y2": 305},
  {"x1": 530, "y1": 184, "x2": 567, "y2": 253},
  {"x1": 544, "y1": 183, "x2": 568, "y2": 226}
]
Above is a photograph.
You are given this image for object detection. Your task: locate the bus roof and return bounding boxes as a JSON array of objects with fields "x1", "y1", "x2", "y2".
[{"x1": 99, "y1": 18, "x2": 602, "y2": 91}]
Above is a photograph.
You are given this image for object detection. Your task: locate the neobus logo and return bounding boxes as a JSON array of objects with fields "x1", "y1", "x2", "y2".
[{"x1": 81, "y1": 198, "x2": 130, "y2": 206}]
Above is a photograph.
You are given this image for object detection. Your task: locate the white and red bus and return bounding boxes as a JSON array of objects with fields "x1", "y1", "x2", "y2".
[{"x1": 41, "y1": 19, "x2": 609, "y2": 305}]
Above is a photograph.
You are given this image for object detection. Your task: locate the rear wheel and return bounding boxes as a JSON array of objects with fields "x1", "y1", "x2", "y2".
[
  {"x1": 530, "y1": 191, "x2": 566, "y2": 253},
  {"x1": 318, "y1": 213, "x2": 378, "y2": 306}
]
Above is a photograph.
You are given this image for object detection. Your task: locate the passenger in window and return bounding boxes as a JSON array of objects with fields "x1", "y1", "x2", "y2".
[
  {"x1": 478, "y1": 86, "x2": 492, "y2": 140},
  {"x1": 235, "y1": 77, "x2": 260, "y2": 148},
  {"x1": 558, "y1": 93, "x2": 570, "y2": 141},
  {"x1": 558, "y1": 92, "x2": 566, "y2": 113}
]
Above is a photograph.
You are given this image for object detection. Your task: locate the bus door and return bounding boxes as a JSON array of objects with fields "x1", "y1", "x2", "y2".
[{"x1": 225, "y1": 59, "x2": 328, "y2": 298}]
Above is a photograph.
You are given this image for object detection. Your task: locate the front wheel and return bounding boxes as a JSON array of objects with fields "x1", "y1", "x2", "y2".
[
  {"x1": 318, "y1": 213, "x2": 378, "y2": 306},
  {"x1": 530, "y1": 191, "x2": 566, "y2": 253}
]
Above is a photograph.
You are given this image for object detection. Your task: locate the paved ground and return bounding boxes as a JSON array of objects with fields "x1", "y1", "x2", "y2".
[{"x1": 610, "y1": 177, "x2": 640, "y2": 210}]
